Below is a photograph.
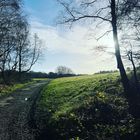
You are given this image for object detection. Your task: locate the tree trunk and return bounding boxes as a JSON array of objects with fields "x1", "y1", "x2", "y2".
[
  {"x1": 111, "y1": 0, "x2": 140, "y2": 118},
  {"x1": 130, "y1": 52, "x2": 139, "y2": 90},
  {"x1": 132, "y1": 62, "x2": 139, "y2": 89},
  {"x1": 111, "y1": 0, "x2": 130, "y2": 94},
  {"x1": 1, "y1": 53, "x2": 7, "y2": 84},
  {"x1": 1, "y1": 70, "x2": 6, "y2": 84},
  {"x1": 18, "y1": 46, "x2": 22, "y2": 82}
]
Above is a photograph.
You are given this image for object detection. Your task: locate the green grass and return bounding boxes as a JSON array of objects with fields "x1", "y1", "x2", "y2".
[
  {"x1": 40, "y1": 73, "x2": 121, "y2": 117},
  {"x1": 0, "y1": 78, "x2": 49, "y2": 97},
  {"x1": 36, "y1": 73, "x2": 136, "y2": 139},
  {"x1": 32, "y1": 78, "x2": 48, "y2": 81},
  {"x1": 0, "y1": 80, "x2": 36, "y2": 97}
]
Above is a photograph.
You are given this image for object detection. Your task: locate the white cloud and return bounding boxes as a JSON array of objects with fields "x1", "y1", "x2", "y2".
[
  {"x1": 30, "y1": 20, "x2": 94, "y2": 54},
  {"x1": 30, "y1": 19, "x2": 117, "y2": 74}
]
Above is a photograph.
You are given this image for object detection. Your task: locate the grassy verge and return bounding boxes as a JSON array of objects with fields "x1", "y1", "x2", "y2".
[
  {"x1": 32, "y1": 78, "x2": 48, "y2": 81},
  {"x1": 0, "y1": 81, "x2": 35, "y2": 97},
  {"x1": 35, "y1": 73, "x2": 137, "y2": 140}
]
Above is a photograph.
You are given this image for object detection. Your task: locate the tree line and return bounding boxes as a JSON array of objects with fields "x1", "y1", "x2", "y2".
[
  {"x1": 0, "y1": 0, "x2": 42, "y2": 84},
  {"x1": 29, "y1": 66, "x2": 76, "y2": 78}
]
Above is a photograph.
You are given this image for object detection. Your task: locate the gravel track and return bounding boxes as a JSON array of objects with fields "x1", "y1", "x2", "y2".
[{"x1": 0, "y1": 80, "x2": 49, "y2": 140}]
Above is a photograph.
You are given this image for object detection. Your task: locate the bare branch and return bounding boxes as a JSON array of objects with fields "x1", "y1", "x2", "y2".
[
  {"x1": 58, "y1": 0, "x2": 75, "y2": 19},
  {"x1": 62, "y1": 14, "x2": 111, "y2": 24},
  {"x1": 81, "y1": 0, "x2": 97, "y2": 7},
  {"x1": 96, "y1": 30, "x2": 112, "y2": 41}
]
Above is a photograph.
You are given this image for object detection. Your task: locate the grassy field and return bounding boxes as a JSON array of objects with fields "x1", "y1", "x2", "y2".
[{"x1": 36, "y1": 73, "x2": 137, "y2": 140}]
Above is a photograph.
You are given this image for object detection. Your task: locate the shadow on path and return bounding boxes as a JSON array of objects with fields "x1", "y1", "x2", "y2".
[{"x1": 0, "y1": 80, "x2": 50, "y2": 140}]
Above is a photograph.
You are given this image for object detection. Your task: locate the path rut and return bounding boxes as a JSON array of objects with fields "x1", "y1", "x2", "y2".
[{"x1": 0, "y1": 80, "x2": 49, "y2": 140}]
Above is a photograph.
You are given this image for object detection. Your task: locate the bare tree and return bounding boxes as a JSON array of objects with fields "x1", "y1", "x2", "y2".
[
  {"x1": 125, "y1": 45, "x2": 139, "y2": 88},
  {"x1": 120, "y1": 6, "x2": 140, "y2": 89},
  {"x1": 55, "y1": 66, "x2": 74, "y2": 75},
  {"x1": 14, "y1": 16, "x2": 30, "y2": 80},
  {"x1": 0, "y1": 0, "x2": 21, "y2": 57},
  {"x1": 56, "y1": 0, "x2": 131, "y2": 93},
  {"x1": 16, "y1": 31, "x2": 42, "y2": 81},
  {"x1": 0, "y1": 0, "x2": 42, "y2": 83},
  {"x1": 0, "y1": 0, "x2": 21, "y2": 84}
]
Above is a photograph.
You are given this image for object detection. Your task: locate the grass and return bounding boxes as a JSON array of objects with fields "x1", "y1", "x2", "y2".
[
  {"x1": 0, "y1": 79, "x2": 41, "y2": 97},
  {"x1": 0, "y1": 82, "x2": 32, "y2": 97},
  {"x1": 40, "y1": 73, "x2": 121, "y2": 117},
  {"x1": 32, "y1": 78, "x2": 48, "y2": 81},
  {"x1": 36, "y1": 73, "x2": 136, "y2": 139}
]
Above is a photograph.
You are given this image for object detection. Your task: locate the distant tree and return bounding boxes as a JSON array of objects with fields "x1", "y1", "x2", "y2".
[
  {"x1": 47, "y1": 72, "x2": 58, "y2": 78},
  {"x1": 29, "y1": 71, "x2": 48, "y2": 78},
  {"x1": 16, "y1": 32, "x2": 42, "y2": 81},
  {"x1": 55, "y1": 66, "x2": 74, "y2": 75}
]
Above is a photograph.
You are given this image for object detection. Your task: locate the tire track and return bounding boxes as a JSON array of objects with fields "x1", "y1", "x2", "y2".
[{"x1": 0, "y1": 80, "x2": 49, "y2": 140}]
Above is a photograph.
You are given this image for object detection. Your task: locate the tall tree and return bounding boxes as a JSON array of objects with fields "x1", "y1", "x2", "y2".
[
  {"x1": 0, "y1": 0, "x2": 21, "y2": 83},
  {"x1": 57, "y1": 0, "x2": 139, "y2": 95},
  {"x1": 120, "y1": 0, "x2": 140, "y2": 91},
  {"x1": 0, "y1": 0, "x2": 42, "y2": 83},
  {"x1": 15, "y1": 21, "x2": 41, "y2": 81}
]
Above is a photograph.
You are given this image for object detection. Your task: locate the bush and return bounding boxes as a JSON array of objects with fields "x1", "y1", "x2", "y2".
[{"x1": 49, "y1": 93, "x2": 135, "y2": 140}]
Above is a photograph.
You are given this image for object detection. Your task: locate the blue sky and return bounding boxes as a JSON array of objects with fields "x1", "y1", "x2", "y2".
[
  {"x1": 24, "y1": 0, "x2": 60, "y2": 25},
  {"x1": 23, "y1": 0, "x2": 118, "y2": 74}
]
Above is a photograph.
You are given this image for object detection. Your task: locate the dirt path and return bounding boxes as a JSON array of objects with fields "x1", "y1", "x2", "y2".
[{"x1": 0, "y1": 80, "x2": 49, "y2": 140}]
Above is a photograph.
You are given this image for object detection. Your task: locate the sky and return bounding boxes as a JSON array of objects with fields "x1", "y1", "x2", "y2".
[{"x1": 23, "y1": 0, "x2": 118, "y2": 74}]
